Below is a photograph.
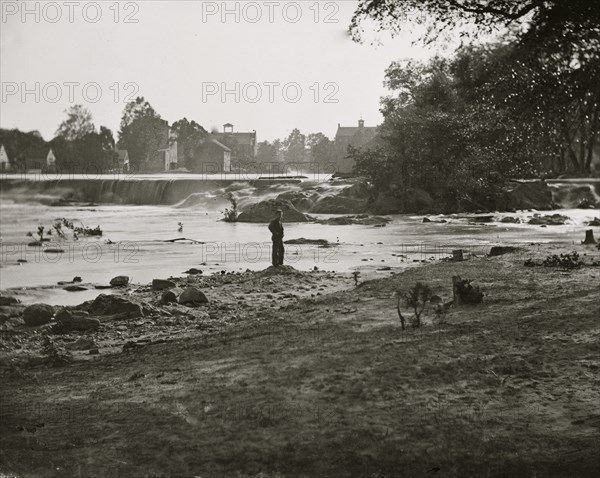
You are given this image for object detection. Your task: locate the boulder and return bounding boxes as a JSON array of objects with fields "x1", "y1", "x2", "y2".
[
  {"x1": 63, "y1": 285, "x2": 88, "y2": 292},
  {"x1": 152, "y1": 279, "x2": 176, "y2": 291},
  {"x1": 54, "y1": 308, "x2": 100, "y2": 332},
  {"x1": 489, "y1": 246, "x2": 519, "y2": 257},
  {"x1": 528, "y1": 214, "x2": 569, "y2": 226},
  {"x1": 110, "y1": 276, "x2": 130, "y2": 287},
  {"x1": 500, "y1": 216, "x2": 521, "y2": 223},
  {"x1": 0, "y1": 296, "x2": 20, "y2": 306},
  {"x1": 316, "y1": 215, "x2": 390, "y2": 226},
  {"x1": 496, "y1": 181, "x2": 554, "y2": 211},
  {"x1": 88, "y1": 294, "x2": 143, "y2": 318},
  {"x1": 588, "y1": 218, "x2": 600, "y2": 227},
  {"x1": 310, "y1": 195, "x2": 368, "y2": 214},
  {"x1": 237, "y1": 199, "x2": 309, "y2": 223},
  {"x1": 23, "y1": 304, "x2": 54, "y2": 326},
  {"x1": 160, "y1": 289, "x2": 179, "y2": 305},
  {"x1": 0, "y1": 305, "x2": 26, "y2": 318},
  {"x1": 551, "y1": 185, "x2": 599, "y2": 209},
  {"x1": 178, "y1": 287, "x2": 208, "y2": 305},
  {"x1": 339, "y1": 180, "x2": 372, "y2": 199},
  {"x1": 284, "y1": 238, "x2": 331, "y2": 246},
  {"x1": 276, "y1": 191, "x2": 315, "y2": 212}
]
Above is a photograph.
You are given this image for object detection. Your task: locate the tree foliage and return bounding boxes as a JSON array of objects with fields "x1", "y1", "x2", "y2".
[
  {"x1": 170, "y1": 118, "x2": 208, "y2": 171},
  {"x1": 351, "y1": 0, "x2": 600, "y2": 175},
  {"x1": 55, "y1": 105, "x2": 96, "y2": 141},
  {"x1": 117, "y1": 97, "x2": 167, "y2": 172}
]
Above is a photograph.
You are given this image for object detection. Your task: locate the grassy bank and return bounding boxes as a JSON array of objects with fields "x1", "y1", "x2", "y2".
[{"x1": 1, "y1": 244, "x2": 599, "y2": 478}]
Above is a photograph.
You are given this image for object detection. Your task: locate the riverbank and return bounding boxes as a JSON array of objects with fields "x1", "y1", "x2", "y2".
[{"x1": 1, "y1": 241, "x2": 599, "y2": 477}]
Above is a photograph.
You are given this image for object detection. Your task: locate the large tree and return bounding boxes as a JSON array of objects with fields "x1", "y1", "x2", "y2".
[
  {"x1": 351, "y1": 0, "x2": 600, "y2": 174},
  {"x1": 54, "y1": 105, "x2": 95, "y2": 142},
  {"x1": 117, "y1": 97, "x2": 167, "y2": 172},
  {"x1": 307, "y1": 132, "x2": 336, "y2": 168},
  {"x1": 283, "y1": 129, "x2": 307, "y2": 163},
  {"x1": 170, "y1": 118, "x2": 208, "y2": 171}
]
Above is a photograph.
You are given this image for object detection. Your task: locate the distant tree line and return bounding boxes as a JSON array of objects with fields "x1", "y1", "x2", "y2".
[{"x1": 1, "y1": 97, "x2": 341, "y2": 174}]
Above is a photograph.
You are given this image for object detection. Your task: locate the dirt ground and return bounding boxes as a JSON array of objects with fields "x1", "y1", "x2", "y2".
[{"x1": 1, "y1": 242, "x2": 599, "y2": 478}]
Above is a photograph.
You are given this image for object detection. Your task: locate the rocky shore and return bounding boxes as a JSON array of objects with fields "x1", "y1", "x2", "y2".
[{"x1": 1, "y1": 241, "x2": 599, "y2": 477}]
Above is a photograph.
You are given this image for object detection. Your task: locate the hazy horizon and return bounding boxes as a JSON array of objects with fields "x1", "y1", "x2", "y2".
[{"x1": 1, "y1": 1, "x2": 441, "y2": 143}]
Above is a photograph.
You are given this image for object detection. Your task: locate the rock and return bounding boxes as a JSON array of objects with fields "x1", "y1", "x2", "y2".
[
  {"x1": 63, "y1": 285, "x2": 88, "y2": 292},
  {"x1": 551, "y1": 184, "x2": 599, "y2": 209},
  {"x1": 310, "y1": 195, "x2": 368, "y2": 214},
  {"x1": 276, "y1": 191, "x2": 315, "y2": 212},
  {"x1": 0, "y1": 296, "x2": 20, "y2": 306},
  {"x1": 497, "y1": 181, "x2": 554, "y2": 211},
  {"x1": 284, "y1": 238, "x2": 331, "y2": 246},
  {"x1": 178, "y1": 287, "x2": 208, "y2": 305},
  {"x1": 23, "y1": 304, "x2": 54, "y2": 326},
  {"x1": 316, "y1": 215, "x2": 391, "y2": 226},
  {"x1": 65, "y1": 337, "x2": 97, "y2": 351},
  {"x1": 160, "y1": 289, "x2": 179, "y2": 305},
  {"x1": 588, "y1": 218, "x2": 600, "y2": 227},
  {"x1": 54, "y1": 308, "x2": 100, "y2": 332},
  {"x1": 110, "y1": 276, "x2": 130, "y2": 287},
  {"x1": 489, "y1": 246, "x2": 519, "y2": 257},
  {"x1": 184, "y1": 268, "x2": 203, "y2": 275},
  {"x1": 528, "y1": 214, "x2": 569, "y2": 226},
  {"x1": 73, "y1": 276, "x2": 82, "y2": 282},
  {"x1": 152, "y1": 279, "x2": 176, "y2": 291},
  {"x1": 237, "y1": 199, "x2": 309, "y2": 223},
  {"x1": 88, "y1": 295, "x2": 143, "y2": 318},
  {"x1": 89, "y1": 348, "x2": 100, "y2": 355},
  {"x1": 500, "y1": 216, "x2": 521, "y2": 223}
]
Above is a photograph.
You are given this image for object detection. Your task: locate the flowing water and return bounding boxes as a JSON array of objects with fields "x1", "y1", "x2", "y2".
[{"x1": 1, "y1": 174, "x2": 598, "y2": 305}]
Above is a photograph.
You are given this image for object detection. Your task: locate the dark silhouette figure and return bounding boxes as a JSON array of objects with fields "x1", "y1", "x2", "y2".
[{"x1": 268, "y1": 209, "x2": 284, "y2": 266}]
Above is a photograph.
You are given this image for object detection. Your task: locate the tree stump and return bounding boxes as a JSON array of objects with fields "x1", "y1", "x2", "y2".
[
  {"x1": 582, "y1": 229, "x2": 597, "y2": 245},
  {"x1": 452, "y1": 275, "x2": 483, "y2": 305}
]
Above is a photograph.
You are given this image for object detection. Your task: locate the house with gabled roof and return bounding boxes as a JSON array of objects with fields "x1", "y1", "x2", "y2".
[
  {"x1": 334, "y1": 119, "x2": 379, "y2": 173},
  {"x1": 211, "y1": 123, "x2": 257, "y2": 163},
  {"x1": 0, "y1": 144, "x2": 10, "y2": 172}
]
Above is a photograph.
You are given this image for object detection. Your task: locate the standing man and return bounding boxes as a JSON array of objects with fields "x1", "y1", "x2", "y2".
[{"x1": 268, "y1": 209, "x2": 284, "y2": 267}]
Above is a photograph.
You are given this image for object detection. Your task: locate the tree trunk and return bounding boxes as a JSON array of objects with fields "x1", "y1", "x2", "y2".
[{"x1": 582, "y1": 229, "x2": 596, "y2": 245}]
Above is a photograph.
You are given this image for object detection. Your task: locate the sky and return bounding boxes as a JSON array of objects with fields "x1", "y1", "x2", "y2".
[{"x1": 1, "y1": 0, "x2": 441, "y2": 142}]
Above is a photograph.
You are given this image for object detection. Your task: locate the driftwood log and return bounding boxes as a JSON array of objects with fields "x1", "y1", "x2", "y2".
[{"x1": 452, "y1": 275, "x2": 483, "y2": 305}]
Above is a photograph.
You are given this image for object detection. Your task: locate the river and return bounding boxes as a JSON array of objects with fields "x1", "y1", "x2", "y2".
[{"x1": 1, "y1": 174, "x2": 598, "y2": 305}]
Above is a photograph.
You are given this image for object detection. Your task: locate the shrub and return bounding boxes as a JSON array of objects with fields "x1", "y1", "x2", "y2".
[
  {"x1": 542, "y1": 252, "x2": 582, "y2": 269},
  {"x1": 222, "y1": 193, "x2": 239, "y2": 223}
]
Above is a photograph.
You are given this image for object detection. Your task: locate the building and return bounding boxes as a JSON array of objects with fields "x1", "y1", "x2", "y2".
[
  {"x1": 0, "y1": 145, "x2": 10, "y2": 172},
  {"x1": 211, "y1": 123, "x2": 257, "y2": 162},
  {"x1": 159, "y1": 140, "x2": 179, "y2": 172},
  {"x1": 46, "y1": 149, "x2": 56, "y2": 168},
  {"x1": 24, "y1": 149, "x2": 57, "y2": 172},
  {"x1": 334, "y1": 119, "x2": 379, "y2": 173},
  {"x1": 192, "y1": 138, "x2": 231, "y2": 173}
]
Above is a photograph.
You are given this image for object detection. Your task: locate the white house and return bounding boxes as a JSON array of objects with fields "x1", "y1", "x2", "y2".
[
  {"x1": 0, "y1": 145, "x2": 10, "y2": 172},
  {"x1": 46, "y1": 149, "x2": 56, "y2": 168}
]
